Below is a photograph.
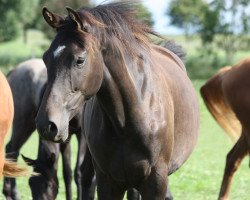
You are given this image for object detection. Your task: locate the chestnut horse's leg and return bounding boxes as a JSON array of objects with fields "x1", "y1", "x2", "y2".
[
  {"x1": 218, "y1": 134, "x2": 248, "y2": 200},
  {"x1": 3, "y1": 119, "x2": 36, "y2": 200},
  {"x1": 60, "y1": 141, "x2": 73, "y2": 200}
]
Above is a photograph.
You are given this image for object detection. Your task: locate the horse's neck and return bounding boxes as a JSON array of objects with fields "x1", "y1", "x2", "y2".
[{"x1": 97, "y1": 50, "x2": 153, "y2": 130}]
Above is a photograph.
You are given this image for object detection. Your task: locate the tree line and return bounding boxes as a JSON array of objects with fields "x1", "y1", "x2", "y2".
[
  {"x1": 168, "y1": 0, "x2": 250, "y2": 63},
  {"x1": 1, "y1": 0, "x2": 249, "y2": 78},
  {"x1": 0, "y1": 0, "x2": 153, "y2": 42}
]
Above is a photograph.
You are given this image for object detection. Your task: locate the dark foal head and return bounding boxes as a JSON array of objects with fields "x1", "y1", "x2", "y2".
[
  {"x1": 36, "y1": 3, "x2": 154, "y2": 142},
  {"x1": 22, "y1": 141, "x2": 59, "y2": 200},
  {"x1": 36, "y1": 7, "x2": 105, "y2": 142}
]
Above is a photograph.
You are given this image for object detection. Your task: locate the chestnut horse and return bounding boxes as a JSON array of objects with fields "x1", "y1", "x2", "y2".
[
  {"x1": 36, "y1": 2, "x2": 199, "y2": 199},
  {"x1": 0, "y1": 71, "x2": 29, "y2": 178},
  {"x1": 201, "y1": 58, "x2": 250, "y2": 200}
]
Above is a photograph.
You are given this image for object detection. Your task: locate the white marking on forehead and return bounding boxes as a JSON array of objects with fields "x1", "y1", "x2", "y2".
[{"x1": 53, "y1": 45, "x2": 66, "y2": 58}]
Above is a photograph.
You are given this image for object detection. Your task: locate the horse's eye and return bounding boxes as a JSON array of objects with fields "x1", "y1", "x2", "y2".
[{"x1": 76, "y1": 58, "x2": 85, "y2": 66}]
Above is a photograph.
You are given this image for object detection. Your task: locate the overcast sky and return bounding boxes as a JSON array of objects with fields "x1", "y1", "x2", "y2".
[{"x1": 93, "y1": 0, "x2": 183, "y2": 34}]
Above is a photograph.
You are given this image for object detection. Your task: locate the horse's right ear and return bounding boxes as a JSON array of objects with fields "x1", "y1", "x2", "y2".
[
  {"x1": 22, "y1": 154, "x2": 36, "y2": 166},
  {"x1": 42, "y1": 7, "x2": 64, "y2": 29}
]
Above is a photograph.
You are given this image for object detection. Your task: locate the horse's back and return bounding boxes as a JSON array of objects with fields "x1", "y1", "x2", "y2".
[
  {"x1": 0, "y1": 71, "x2": 14, "y2": 176},
  {"x1": 8, "y1": 58, "x2": 47, "y2": 111}
]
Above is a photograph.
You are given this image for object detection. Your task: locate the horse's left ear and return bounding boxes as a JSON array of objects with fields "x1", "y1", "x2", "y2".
[
  {"x1": 66, "y1": 7, "x2": 88, "y2": 32},
  {"x1": 42, "y1": 7, "x2": 64, "y2": 29},
  {"x1": 22, "y1": 154, "x2": 36, "y2": 166}
]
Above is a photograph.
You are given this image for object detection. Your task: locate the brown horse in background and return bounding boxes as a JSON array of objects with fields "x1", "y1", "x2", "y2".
[
  {"x1": 0, "y1": 71, "x2": 30, "y2": 178},
  {"x1": 201, "y1": 58, "x2": 250, "y2": 200}
]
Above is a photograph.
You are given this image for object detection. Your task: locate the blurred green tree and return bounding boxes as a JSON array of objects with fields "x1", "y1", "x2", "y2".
[
  {"x1": 167, "y1": 0, "x2": 209, "y2": 36},
  {"x1": 34, "y1": 1, "x2": 153, "y2": 39},
  {"x1": 134, "y1": 3, "x2": 154, "y2": 27},
  {"x1": 167, "y1": 0, "x2": 250, "y2": 63},
  {"x1": 32, "y1": 0, "x2": 91, "y2": 39},
  {"x1": 167, "y1": 0, "x2": 221, "y2": 43},
  {"x1": 0, "y1": 0, "x2": 39, "y2": 42}
]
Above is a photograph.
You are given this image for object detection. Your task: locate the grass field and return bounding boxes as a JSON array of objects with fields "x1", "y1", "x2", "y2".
[
  {"x1": 0, "y1": 80, "x2": 249, "y2": 200},
  {"x1": 0, "y1": 30, "x2": 49, "y2": 74}
]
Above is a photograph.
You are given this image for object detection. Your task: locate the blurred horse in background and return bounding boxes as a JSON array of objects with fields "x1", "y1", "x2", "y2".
[
  {"x1": 2, "y1": 59, "x2": 95, "y2": 200},
  {"x1": 201, "y1": 58, "x2": 250, "y2": 200},
  {"x1": 0, "y1": 70, "x2": 30, "y2": 178}
]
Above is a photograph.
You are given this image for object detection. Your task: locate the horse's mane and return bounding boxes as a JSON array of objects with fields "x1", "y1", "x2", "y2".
[
  {"x1": 58, "y1": 1, "x2": 159, "y2": 56},
  {"x1": 162, "y1": 40, "x2": 186, "y2": 63}
]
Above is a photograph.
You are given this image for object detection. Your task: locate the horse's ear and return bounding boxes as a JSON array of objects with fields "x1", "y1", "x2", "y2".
[
  {"x1": 22, "y1": 154, "x2": 36, "y2": 166},
  {"x1": 42, "y1": 7, "x2": 64, "y2": 29},
  {"x1": 66, "y1": 7, "x2": 88, "y2": 32}
]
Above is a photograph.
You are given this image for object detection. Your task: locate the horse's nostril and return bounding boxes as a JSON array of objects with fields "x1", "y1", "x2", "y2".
[{"x1": 48, "y1": 121, "x2": 58, "y2": 137}]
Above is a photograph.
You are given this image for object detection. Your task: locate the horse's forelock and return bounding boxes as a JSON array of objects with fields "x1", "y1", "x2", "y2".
[{"x1": 57, "y1": 2, "x2": 158, "y2": 58}]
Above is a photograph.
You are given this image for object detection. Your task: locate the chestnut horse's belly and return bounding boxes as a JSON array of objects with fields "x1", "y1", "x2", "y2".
[{"x1": 0, "y1": 71, "x2": 14, "y2": 176}]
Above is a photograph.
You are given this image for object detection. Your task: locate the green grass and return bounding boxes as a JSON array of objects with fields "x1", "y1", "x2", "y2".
[
  {"x1": 169, "y1": 80, "x2": 250, "y2": 200},
  {"x1": 0, "y1": 30, "x2": 49, "y2": 74},
  {"x1": 0, "y1": 80, "x2": 249, "y2": 200}
]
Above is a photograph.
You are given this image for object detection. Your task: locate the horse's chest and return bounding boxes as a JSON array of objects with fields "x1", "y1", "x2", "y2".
[
  {"x1": 87, "y1": 132, "x2": 153, "y2": 185},
  {"x1": 84, "y1": 99, "x2": 166, "y2": 185}
]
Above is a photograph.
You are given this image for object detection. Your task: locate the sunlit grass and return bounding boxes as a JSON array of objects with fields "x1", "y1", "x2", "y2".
[{"x1": 0, "y1": 30, "x2": 49, "y2": 74}]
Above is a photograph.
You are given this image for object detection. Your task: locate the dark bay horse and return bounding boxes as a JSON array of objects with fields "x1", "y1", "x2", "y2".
[
  {"x1": 36, "y1": 2, "x2": 199, "y2": 199},
  {"x1": 201, "y1": 58, "x2": 250, "y2": 200},
  {"x1": 0, "y1": 70, "x2": 30, "y2": 178},
  {"x1": 3, "y1": 59, "x2": 95, "y2": 200}
]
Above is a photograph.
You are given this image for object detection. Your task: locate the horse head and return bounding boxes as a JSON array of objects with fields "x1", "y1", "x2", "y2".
[{"x1": 36, "y1": 7, "x2": 104, "y2": 142}]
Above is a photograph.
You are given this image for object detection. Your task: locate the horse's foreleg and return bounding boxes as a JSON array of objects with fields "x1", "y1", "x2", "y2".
[
  {"x1": 127, "y1": 188, "x2": 141, "y2": 200},
  {"x1": 95, "y1": 168, "x2": 125, "y2": 200},
  {"x1": 74, "y1": 132, "x2": 86, "y2": 200},
  {"x1": 218, "y1": 134, "x2": 248, "y2": 200},
  {"x1": 127, "y1": 182, "x2": 172, "y2": 200},
  {"x1": 165, "y1": 182, "x2": 173, "y2": 200},
  {"x1": 139, "y1": 163, "x2": 168, "y2": 200},
  {"x1": 81, "y1": 147, "x2": 95, "y2": 200},
  {"x1": 60, "y1": 142, "x2": 72, "y2": 200}
]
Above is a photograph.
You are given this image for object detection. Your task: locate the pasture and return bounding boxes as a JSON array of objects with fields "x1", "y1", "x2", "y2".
[{"x1": 0, "y1": 31, "x2": 249, "y2": 199}]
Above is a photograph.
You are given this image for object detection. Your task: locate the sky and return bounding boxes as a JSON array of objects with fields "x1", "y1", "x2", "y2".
[{"x1": 93, "y1": 0, "x2": 183, "y2": 34}]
